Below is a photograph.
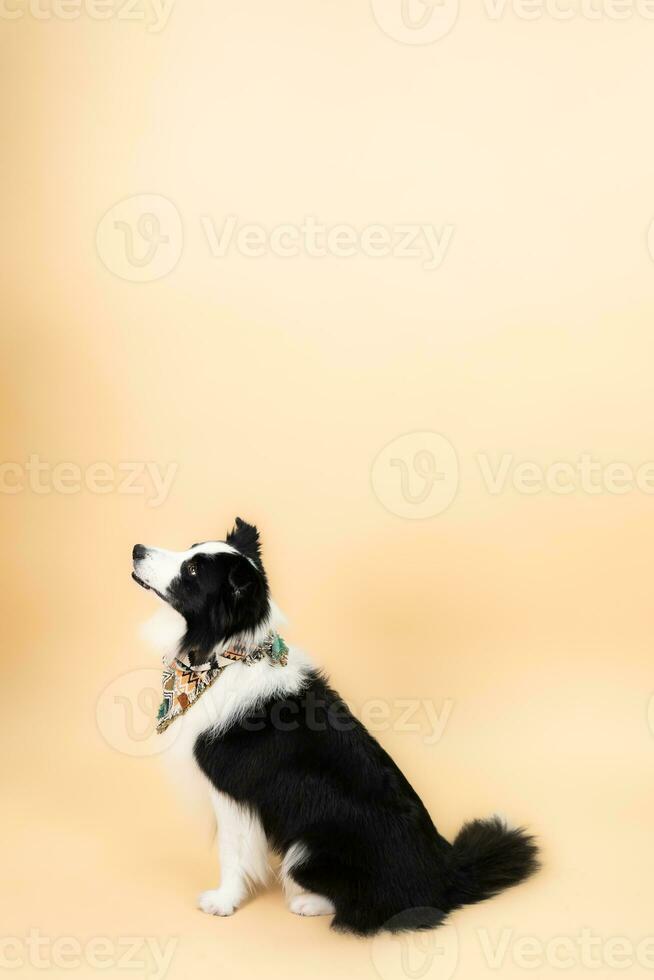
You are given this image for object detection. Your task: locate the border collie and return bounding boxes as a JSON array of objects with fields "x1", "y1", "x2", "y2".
[{"x1": 132, "y1": 518, "x2": 539, "y2": 935}]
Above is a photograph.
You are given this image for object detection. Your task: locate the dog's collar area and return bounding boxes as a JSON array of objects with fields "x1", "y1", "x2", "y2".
[
  {"x1": 156, "y1": 631, "x2": 289, "y2": 734},
  {"x1": 181, "y1": 630, "x2": 288, "y2": 672}
]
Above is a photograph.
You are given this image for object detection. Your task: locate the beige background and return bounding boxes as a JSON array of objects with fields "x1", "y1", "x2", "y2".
[{"x1": 2, "y1": 1, "x2": 654, "y2": 978}]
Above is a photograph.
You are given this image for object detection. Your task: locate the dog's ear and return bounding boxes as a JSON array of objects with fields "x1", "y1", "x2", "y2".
[
  {"x1": 225, "y1": 517, "x2": 262, "y2": 567},
  {"x1": 227, "y1": 555, "x2": 257, "y2": 601}
]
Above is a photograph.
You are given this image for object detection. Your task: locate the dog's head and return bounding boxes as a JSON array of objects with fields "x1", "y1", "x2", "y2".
[{"x1": 132, "y1": 518, "x2": 270, "y2": 662}]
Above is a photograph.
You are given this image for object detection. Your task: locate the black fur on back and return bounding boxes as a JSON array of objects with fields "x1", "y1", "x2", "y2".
[{"x1": 194, "y1": 671, "x2": 539, "y2": 935}]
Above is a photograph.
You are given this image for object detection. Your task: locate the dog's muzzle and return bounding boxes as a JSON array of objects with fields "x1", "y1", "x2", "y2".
[{"x1": 132, "y1": 544, "x2": 151, "y2": 590}]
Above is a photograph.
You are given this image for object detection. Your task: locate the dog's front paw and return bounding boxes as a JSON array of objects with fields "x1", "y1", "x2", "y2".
[{"x1": 198, "y1": 888, "x2": 238, "y2": 916}]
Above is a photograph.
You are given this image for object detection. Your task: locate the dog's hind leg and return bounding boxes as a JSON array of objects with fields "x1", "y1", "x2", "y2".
[
  {"x1": 288, "y1": 893, "x2": 336, "y2": 916},
  {"x1": 280, "y1": 841, "x2": 335, "y2": 917},
  {"x1": 198, "y1": 789, "x2": 271, "y2": 916}
]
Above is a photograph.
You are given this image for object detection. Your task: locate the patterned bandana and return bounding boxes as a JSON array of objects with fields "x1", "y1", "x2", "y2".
[{"x1": 156, "y1": 631, "x2": 289, "y2": 734}]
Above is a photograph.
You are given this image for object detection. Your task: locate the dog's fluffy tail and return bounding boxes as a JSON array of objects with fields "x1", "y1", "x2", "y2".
[{"x1": 447, "y1": 816, "x2": 539, "y2": 910}]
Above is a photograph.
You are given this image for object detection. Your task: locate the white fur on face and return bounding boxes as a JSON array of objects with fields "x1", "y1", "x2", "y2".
[{"x1": 133, "y1": 541, "x2": 238, "y2": 596}]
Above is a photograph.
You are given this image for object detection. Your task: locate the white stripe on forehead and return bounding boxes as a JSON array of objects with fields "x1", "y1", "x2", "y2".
[
  {"x1": 189, "y1": 541, "x2": 238, "y2": 558},
  {"x1": 190, "y1": 540, "x2": 258, "y2": 569}
]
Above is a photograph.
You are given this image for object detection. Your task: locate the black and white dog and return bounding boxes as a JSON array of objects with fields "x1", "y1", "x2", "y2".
[{"x1": 132, "y1": 518, "x2": 538, "y2": 935}]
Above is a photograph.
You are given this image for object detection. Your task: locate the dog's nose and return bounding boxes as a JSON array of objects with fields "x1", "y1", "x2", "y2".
[{"x1": 132, "y1": 544, "x2": 147, "y2": 562}]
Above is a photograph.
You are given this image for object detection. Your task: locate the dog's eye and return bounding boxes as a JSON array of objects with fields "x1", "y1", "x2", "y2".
[{"x1": 187, "y1": 563, "x2": 197, "y2": 577}]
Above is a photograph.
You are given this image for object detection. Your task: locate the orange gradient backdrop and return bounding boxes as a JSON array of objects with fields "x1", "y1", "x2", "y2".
[{"x1": 2, "y1": 2, "x2": 654, "y2": 978}]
